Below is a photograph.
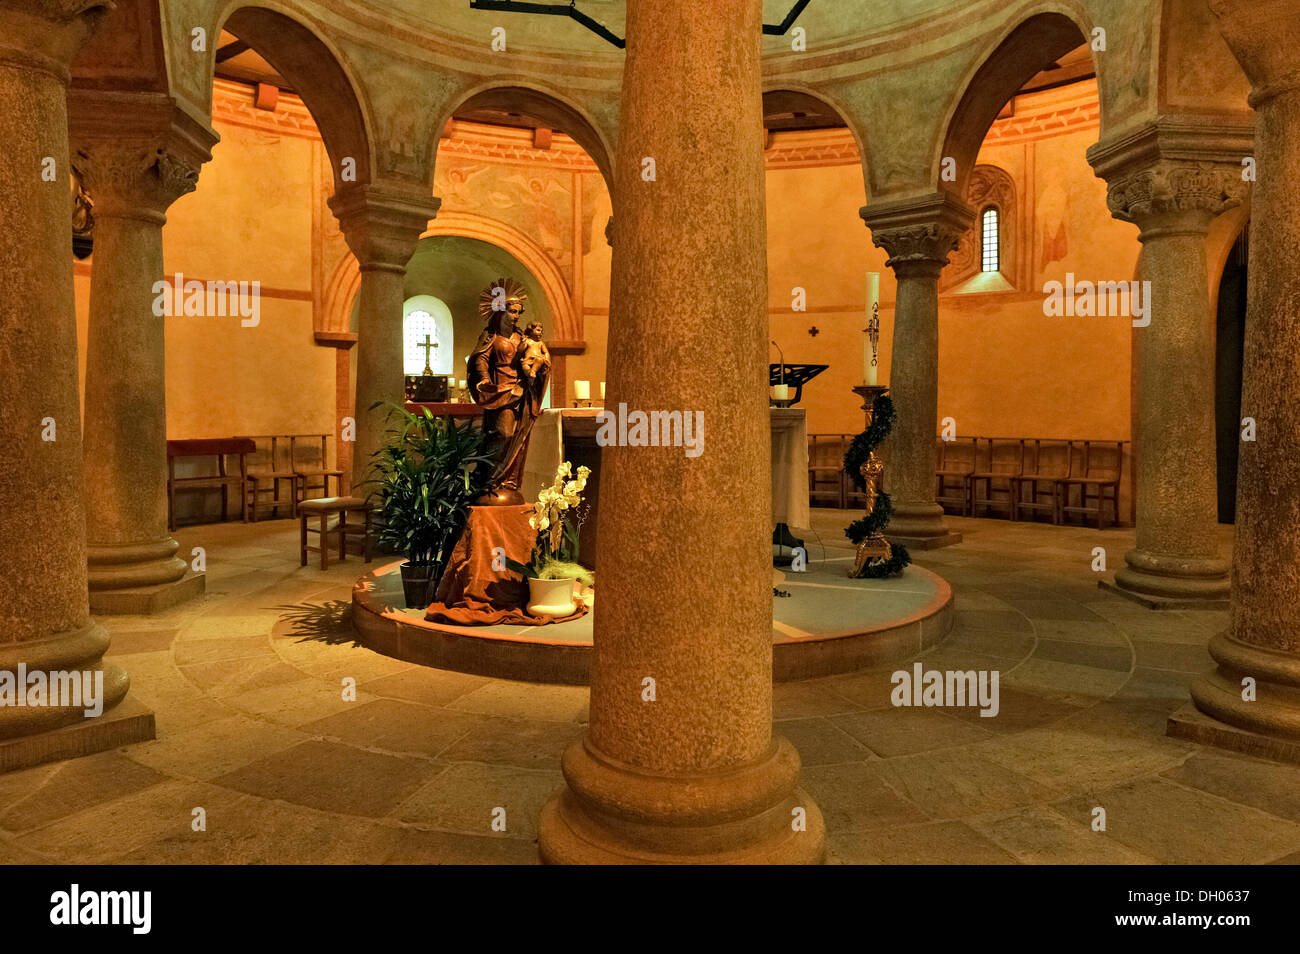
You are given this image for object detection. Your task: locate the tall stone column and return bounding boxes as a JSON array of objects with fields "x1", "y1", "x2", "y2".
[
  {"x1": 0, "y1": 0, "x2": 147, "y2": 759},
  {"x1": 1181, "y1": 0, "x2": 1300, "y2": 753},
  {"x1": 1089, "y1": 130, "x2": 1247, "y2": 608},
  {"x1": 538, "y1": 0, "x2": 825, "y2": 865},
  {"x1": 72, "y1": 96, "x2": 216, "y2": 613},
  {"x1": 860, "y1": 193, "x2": 972, "y2": 549},
  {"x1": 327, "y1": 185, "x2": 439, "y2": 493}
]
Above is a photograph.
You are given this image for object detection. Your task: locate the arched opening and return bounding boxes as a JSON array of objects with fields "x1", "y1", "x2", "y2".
[
  {"x1": 214, "y1": 6, "x2": 372, "y2": 189},
  {"x1": 940, "y1": 13, "x2": 1095, "y2": 195},
  {"x1": 980, "y1": 206, "x2": 1000, "y2": 272},
  {"x1": 931, "y1": 15, "x2": 1136, "y2": 526},
  {"x1": 1215, "y1": 224, "x2": 1249, "y2": 523},
  {"x1": 403, "y1": 295, "x2": 455, "y2": 376}
]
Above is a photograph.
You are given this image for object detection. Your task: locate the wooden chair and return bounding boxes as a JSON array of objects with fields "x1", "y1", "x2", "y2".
[
  {"x1": 1011, "y1": 439, "x2": 1072, "y2": 523},
  {"x1": 935, "y1": 437, "x2": 977, "y2": 515},
  {"x1": 808, "y1": 433, "x2": 852, "y2": 508},
  {"x1": 968, "y1": 437, "x2": 1022, "y2": 519},
  {"x1": 166, "y1": 438, "x2": 255, "y2": 530},
  {"x1": 299, "y1": 497, "x2": 372, "y2": 570},
  {"x1": 245, "y1": 435, "x2": 298, "y2": 522},
  {"x1": 292, "y1": 434, "x2": 345, "y2": 503},
  {"x1": 1057, "y1": 440, "x2": 1125, "y2": 529}
]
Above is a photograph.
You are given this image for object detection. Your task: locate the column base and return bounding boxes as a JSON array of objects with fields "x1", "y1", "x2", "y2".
[
  {"x1": 87, "y1": 538, "x2": 202, "y2": 613},
  {"x1": 1168, "y1": 703, "x2": 1300, "y2": 766},
  {"x1": 0, "y1": 621, "x2": 132, "y2": 744},
  {"x1": 1179, "y1": 631, "x2": 1300, "y2": 754},
  {"x1": 1104, "y1": 548, "x2": 1230, "y2": 608},
  {"x1": 538, "y1": 735, "x2": 826, "y2": 865},
  {"x1": 885, "y1": 502, "x2": 961, "y2": 549},
  {"x1": 89, "y1": 571, "x2": 205, "y2": 615},
  {"x1": 1, "y1": 695, "x2": 155, "y2": 774}
]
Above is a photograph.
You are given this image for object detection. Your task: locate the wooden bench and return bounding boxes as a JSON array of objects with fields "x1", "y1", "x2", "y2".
[
  {"x1": 935, "y1": 437, "x2": 977, "y2": 515},
  {"x1": 245, "y1": 435, "x2": 298, "y2": 522},
  {"x1": 1057, "y1": 440, "x2": 1126, "y2": 529},
  {"x1": 1011, "y1": 439, "x2": 1074, "y2": 524},
  {"x1": 968, "y1": 437, "x2": 1023, "y2": 519},
  {"x1": 809, "y1": 433, "x2": 853, "y2": 508},
  {"x1": 166, "y1": 438, "x2": 255, "y2": 530}
]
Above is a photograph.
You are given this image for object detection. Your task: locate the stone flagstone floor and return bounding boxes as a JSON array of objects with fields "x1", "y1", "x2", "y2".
[{"x1": 3, "y1": 511, "x2": 1299, "y2": 865}]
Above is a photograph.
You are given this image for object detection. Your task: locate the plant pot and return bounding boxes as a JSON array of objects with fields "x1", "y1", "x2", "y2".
[
  {"x1": 526, "y1": 577, "x2": 577, "y2": 618},
  {"x1": 400, "y1": 561, "x2": 437, "y2": 608}
]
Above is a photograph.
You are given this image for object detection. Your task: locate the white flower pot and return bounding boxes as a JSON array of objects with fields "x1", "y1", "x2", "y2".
[{"x1": 527, "y1": 577, "x2": 577, "y2": 618}]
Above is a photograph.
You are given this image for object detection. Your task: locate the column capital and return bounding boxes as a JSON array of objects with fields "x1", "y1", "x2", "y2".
[
  {"x1": 0, "y1": 0, "x2": 112, "y2": 80},
  {"x1": 70, "y1": 92, "x2": 218, "y2": 221},
  {"x1": 859, "y1": 192, "x2": 974, "y2": 279},
  {"x1": 1209, "y1": 0, "x2": 1300, "y2": 107},
  {"x1": 1088, "y1": 119, "x2": 1252, "y2": 235},
  {"x1": 328, "y1": 183, "x2": 441, "y2": 272}
]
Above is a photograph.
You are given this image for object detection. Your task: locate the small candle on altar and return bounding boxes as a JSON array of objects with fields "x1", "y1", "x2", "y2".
[
  {"x1": 458, "y1": 379, "x2": 467, "y2": 390},
  {"x1": 574, "y1": 380, "x2": 591, "y2": 401},
  {"x1": 771, "y1": 384, "x2": 790, "y2": 402},
  {"x1": 865, "y1": 270, "x2": 880, "y2": 385}
]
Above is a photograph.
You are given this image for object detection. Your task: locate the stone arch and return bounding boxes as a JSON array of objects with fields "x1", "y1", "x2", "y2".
[
  {"x1": 208, "y1": 1, "x2": 374, "y2": 191},
  {"x1": 761, "y1": 83, "x2": 872, "y2": 201},
  {"x1": 431, "y1": 81, "x2": 615, "y2": 190},
  {"x1": 320, "y1": 211, "x2": 579, "y2": 342},
  {"x1": 937, "y1": 7, "x2": 1095, "y2": 196}
]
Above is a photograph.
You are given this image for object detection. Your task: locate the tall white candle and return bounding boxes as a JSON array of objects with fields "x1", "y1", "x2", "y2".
[
  {"x1": 865, "y1": 270, "x2": 880, "y2": 385},
  {"x1": 600, "y1": 381, "x2": 606, "y2": 399},
  {"x1": 573, "y1": 379, "x2": 591, "y2": 401}
]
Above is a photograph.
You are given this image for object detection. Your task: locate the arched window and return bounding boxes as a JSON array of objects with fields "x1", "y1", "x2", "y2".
[
  {"x1": 980, "y1": 206, "x2": 1000, "y2": 273},
  {"x1": 402, "y1": 296, "x2": 455, "y2": 376}
]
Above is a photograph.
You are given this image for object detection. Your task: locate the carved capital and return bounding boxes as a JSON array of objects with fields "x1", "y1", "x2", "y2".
[
  {"x1": 861, "y1": 192, "x2": 975, "y2": 279},
  {"x1": 1088, "y1": 119, "x2": 1254, "y2": 234},
  {"x1": 329, "y1": 183, "x2": 441, "y2": 271},
  {"x1": 1105, "y1": 159, "x2": 1245, "y2": 233},
  {"x1": 70, "y1": 91, "x2": 217, "y2": 222},
  {"x1": 75, "y1": 142, "x2": 200, "y2": 220}
]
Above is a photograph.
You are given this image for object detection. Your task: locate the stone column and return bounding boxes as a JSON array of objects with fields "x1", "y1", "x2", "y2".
[
  {"x1": 1182, "y1": 0, "x2": 1300, "y2": 752},
  {"x1": 538, "y1": 0, "x2": 824, "y2": 865},
  {"x1": 327, "y1": 185, "x2": 439, "y2": 493},
  {"x1": 1089, "y1": 130, "x2": 1247, "y2": 608},
  {"x1": 72, "y1": 96, "x2": 216, "y2": 613},
  {"x1": 860, "y1": 193, "x2": 972, "y2": 549},
  {"x1": 0, "y1": 0, "x2": 143, "y2": 754}
]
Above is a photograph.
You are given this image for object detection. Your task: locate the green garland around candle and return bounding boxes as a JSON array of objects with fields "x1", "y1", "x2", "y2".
[{"x1": 843, "y1": 394, "x2": 911, "y2": 578}]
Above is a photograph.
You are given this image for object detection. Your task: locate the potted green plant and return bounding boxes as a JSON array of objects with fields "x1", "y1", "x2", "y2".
[
  {"x1": 506, "y1": 461, "x2": 594, "y2": 617},
  {"x1": 368, "y1": 403, "x2": 493, "y2": 608}
]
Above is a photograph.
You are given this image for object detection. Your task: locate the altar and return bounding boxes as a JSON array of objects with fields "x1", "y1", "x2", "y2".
[{"x1": 518, "y1": 405, "x2": 810, "y2": 569}]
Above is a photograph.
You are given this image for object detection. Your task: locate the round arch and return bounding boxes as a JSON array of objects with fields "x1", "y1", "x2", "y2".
[
  {"x1": 760, "y1": 83, "x2": 873, "y2": 203},
  {"x1": 429, "y1": 81, "x2": 616, "y2": 190},
  {"x1": 321, "y1": 211, "x2": 580, "y2": 342},
  {"x1": 206, "y1": 1, "x2": 375, "y2": 191},
  {"x1": 936, "y1": 6, "x2": 1098, "y2": 196}
]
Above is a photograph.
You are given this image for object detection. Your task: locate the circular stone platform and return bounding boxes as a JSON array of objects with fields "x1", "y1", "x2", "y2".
[{"x1": 351, "y1": 557, "x2": 952, "y2": 685}]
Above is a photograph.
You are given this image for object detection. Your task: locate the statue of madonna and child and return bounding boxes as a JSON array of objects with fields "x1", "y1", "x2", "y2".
[{"x1": 467, "y1": 278, "x2": 551, "y2": 505}]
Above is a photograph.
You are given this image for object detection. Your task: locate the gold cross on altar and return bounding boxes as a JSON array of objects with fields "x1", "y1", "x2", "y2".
[{"x1": 419, "y1": 334, "x2": 437, "y2": 376}]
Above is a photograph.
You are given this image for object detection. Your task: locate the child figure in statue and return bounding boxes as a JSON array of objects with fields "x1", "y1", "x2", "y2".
[{"x1": 520, "y1": 321, "x2": 551, "y2": 386}]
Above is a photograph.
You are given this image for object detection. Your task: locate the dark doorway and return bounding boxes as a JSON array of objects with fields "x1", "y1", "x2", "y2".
[{"x1": 1215, "y1": 226, "x2": 1249, "y2": 524}]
